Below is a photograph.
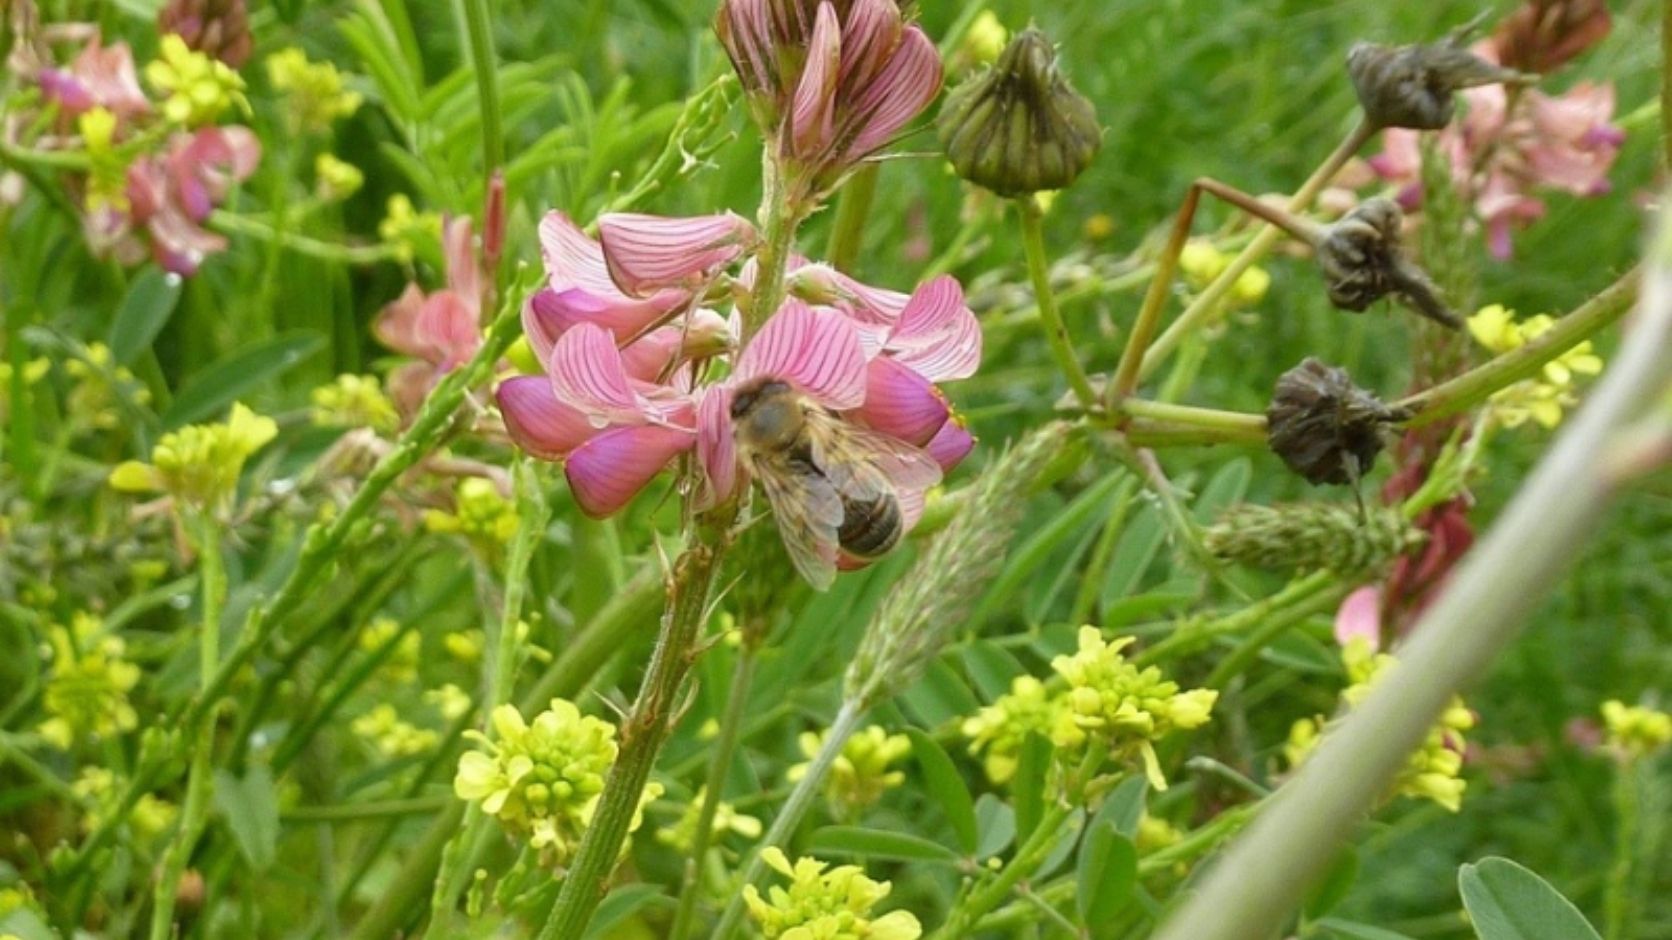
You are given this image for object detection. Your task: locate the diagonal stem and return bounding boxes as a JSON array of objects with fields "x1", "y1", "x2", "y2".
[{"x1": 1017, "y1": 197, "x2": 1099, "y2": 409}]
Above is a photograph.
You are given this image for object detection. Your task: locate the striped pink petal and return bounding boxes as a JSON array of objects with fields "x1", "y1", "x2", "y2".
[
  {"x1": 735, "y1": 299, "x2": 868, "y2": 410},
  {"x1": 836, "y1": 0, "x2": 903, "y2": 99},
  {"x1": 716, "y1": 0, "x2": 777, "y2": 94},
  {"x1": 789, "y1": 2, "x2": 841, "y2": 158},
  {"x1": 925, "y1": 417, "x2": 975, "y2": 472},
  {"x1": 887, "y1": 275, "x2": 982, "y2": 381},
  {"x1": 442, "y1": 216, "x2": 481, "y2": 310},
  {"x1": 597, "y1": 212, "x2": 756, "y2": 297},
  {"x1": 521, "y1": 286, "x2": 683, "y2": 363},
  {"x1": 787, "y1": 262, "x2": 910, "y2": 324},
  {"x1": 565, "y1": 424, "x2": 696, "y2": 518},
  {"x1": 851, "y1": 356, "x2": 949, "y2": 447},
  {"x1": 548, "y1": 322, "x2": 651, "y2": 425},
  {"x1": 415, "y1": 292, "x2": 483, "y2": 370},
  {"x1": 497, "y1": 376, "x2": 599, "y2": 460},
  {"x1": 696, "y1": 386, "x2": 738, "y2": 507},
  {"x1": 842, "y1": 25, "x2": 942, "y2": 159}
]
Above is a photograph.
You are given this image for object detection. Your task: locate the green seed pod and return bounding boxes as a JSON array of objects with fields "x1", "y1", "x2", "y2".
[
  {"x1": 1266, "y1": 358, "x2": 1409, "y2": 487},
  {"x1": 937, "y1": 29, "x2": 1102, "y2": 196},
  {"x1": 1204, "y1": 502, "x2": 1425, "y2": 576}
]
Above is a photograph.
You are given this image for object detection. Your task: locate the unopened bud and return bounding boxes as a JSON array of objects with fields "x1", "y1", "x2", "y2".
[
  {"x1": 1267, "y1": 358, "x2": 1408, "y2": 486},
  {"x1": 1204, "y1": 502, "x2": 1424, "y2": 575},
  {"x1": 938, "y1": 29, "x2": 1101, "y2": 196},
  {"x1": 1347, "y1": 27, "x2": 1531, "y2": 130},
  {"x1": 1492, "y1": 0, "x2": 1611, "y2": 75},
  {"x1": 1317, "y1": 199, "x2": 1460, "y2": 329}
]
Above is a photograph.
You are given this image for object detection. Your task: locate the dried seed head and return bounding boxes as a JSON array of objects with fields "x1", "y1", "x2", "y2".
[
  {"x1": 1316, "y1": 198, "x2": 1461, "y2": 329},
  {"x1": 1204, "y1": 502, "x2": 1425, "y2": 576},
  {"x1": 1266, "y1": 358, "x2": 1408, "y2": 486},
  {"x1": 938, "y1": 29, "x2": 1101, "y2": 196},
  {"x1": 1491, "y1": 0, "x2": 1611, "y2": 75},
  {"x1": 1347, "y1": 27, "x2": 1531, "y2": 130}
]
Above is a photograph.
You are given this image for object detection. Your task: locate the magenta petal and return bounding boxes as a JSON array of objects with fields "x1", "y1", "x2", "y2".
[
  {"x1": 789, "y1": 2, "x2": 841, "y2": 158},
  {"x1": 416, "y1": 292, "x2": 483, "y2": 369},
  {"x1": 1334, "y1": 586, "x2": 1383, "y2": 650},
  {"x1": 443, "y1": 216, "x2": 481, "y2": 306},
  {"x1": 597, "y1": 212, "x2": 755, "y2": 296},
  {"x1": 889, "y1": 275, "x2": 982, "y2": 381},
  {"x1": 736, "y1": 299, "x2": 868, "y2": 410},
  {"x1": 497, "y1": 376, "x2": 598, "y2": 459},
  {"x1": 925, "y1": 418, "x2": 975, "y2": 473},
  {"x1": 696, "y1": 386, "x2": 737, "y2": 508},
  {"x1": 853, "y1": 357, "x2": 948, "y2": 447},
  {"x1": 539, "y1": 211, "x2": 622, "y2": 298},
  {"x1": 843, "y1": 26, "x2": 943, "y2": 158},
  {"x1": 548, "y1": 323, "x2": 646, "y2": 423},
  {"x1": 837, "y1": 0, "x2": 904, "y2": 97},
  {"x1": 375, "y1": 284, "x2": 429, "y2": 358},
  {"x1": 565, "y1": 424, "x2": 695, "y2": 518}
]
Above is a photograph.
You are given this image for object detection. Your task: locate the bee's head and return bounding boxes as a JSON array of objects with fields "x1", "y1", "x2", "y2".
[
  {"x1": 730, "y1": 378, "x2": 794, "y2": 420},
  {"x1": 731, "y1": 378, "x2": 803, "y2": 450}
]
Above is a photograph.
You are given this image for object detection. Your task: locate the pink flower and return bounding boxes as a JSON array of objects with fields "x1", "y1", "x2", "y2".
[
  {"x1": 716, "y1": 0, "x2": 943, "y2": 188},
  {"x1": 121, "y1": 125, "x2": 259, "y2": 275},
  {"x1": 1333, "y1": 586, "x2": 1383, "y2": 649},
  {"x1": 37, "y1": 37, "x2": 150, "y2": 120}
]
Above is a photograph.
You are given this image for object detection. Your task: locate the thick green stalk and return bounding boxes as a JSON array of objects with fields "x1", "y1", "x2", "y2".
[
  {"x1": 1117, "y1": 399, "x2": 1267, "y2": 437},
  {"x1": 1602, "y1": 763, "x2": 1642, "y2": 940},
  {"x1": 712, "y1": 700, "x2": 866, "y2": 939},
  {"x1": 1017, "y1": 198, "x2": 1099, "y2": 409},
  {"x1": 1153, "y1": 221, "x2": 1672, "y2": 940},
  {"x1": 669, "y1": 644, "x2": 761, "y2": 940},
  {"x1": 825, "y1": 164, "x2": 879, "y2": 272},
  {"x1": 209, "y1": 211, "x2": 405, "y2": 265},
  {"x1": 149, "y1": 512, "x2": 225, "y2": 940}
]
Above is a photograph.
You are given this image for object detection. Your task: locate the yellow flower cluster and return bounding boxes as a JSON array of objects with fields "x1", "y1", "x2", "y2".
[
  {"x1": 444, "y1": 630, "x2": 484, "y2": 664},
  {"x1": 0, "y1": 357, "x2": 50, "y2": 422},
  {"x1": 1179, "y1": 239, "x2": 1272, "y2": 307},
  {"x1": 146, "y1": 34, "x2": 248, "y2": 126},
  {"x1": 109, "y1": 402, "x2": 277, "y2": 508},
  {"x1": 961, "y1": 675, "x2": 1057, "y2": 785},
  {"x1": 352, "y1": 704, "x2": 439, "y2": 757},
  {"x1": 453, "y1": 699, "x2": 655, "y2": 861},
  {"x1": 656, "y1": 786, "x2": 763, "y2": 854},
  {"x1": 1467, "y1": 304, "x2": 1604, "y2": 429},
  {"x1": 788, "y1": 726, "x2": 911, "y2": 813},
  {"x1": 310, "y1": 373, "x2": 398, "y2": 433},
  {"x1": 313, "y1": 153, "x2": 364, "y2": 202},
  {"x1": 79, "y1": 108, "x2": 130, "y2": 215},
  {"x1": 743, "y1": 848, "x2": 922, "y2": 940},
  {"x1": 72, "y1": 766, "x2": 176, "y2": 839},
  {"x1": 265, "y1": 47, "x2": 362, "y2": 132},
  {"x1": 1285, "y1": 638, "x2": 1475, "y2": 811},
  {"x1": 378, "y1": 194, "x2": 442, "y2": 263},
  {"x1": 39, "y1": 613, "x2": 140, "y2": 750},
  {"x1": 359, "y1": 618, "x2": 419, "y2": 685},
  {"x1": 425, "y1": 683, "x2": 473, "y2": 721},
  {"x1": 1601, "y1": 700, "x2": 1671, "y2": 760},
  {"x1": 423, "y1": 478, "x2": 519, "y2": 545},
  {"x1": 67, "y1": 342, "x2": 150, "y2": 430}
]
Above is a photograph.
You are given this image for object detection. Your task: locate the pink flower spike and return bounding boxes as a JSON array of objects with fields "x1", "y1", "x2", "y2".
[
  {"x1": 837, "y1": 0, "x2": 905, "y2": 99},
  {"x1": 696, "y1": 386, "x2": 737, "y2": 507},
  {"x1": 925, "y1": 416, "x2": 975, "y2": 472},
  {"x1": 843, "y1": 26, "x2": 942, "y2": 159},
  {"x1": 889, "y1": 275, "x2": 982, "y2": 381},
  {"x1": 496, "y1": 376, "x2": 599, "y2": 460},
  {"x1": 1334, "y1": 586, "x2": 1383, "y2": 650},
  {"x1": 565, "y1": 424, "x2": 695, "y2": 518},
  {"x1": 597, "y1": 212, "x2": 756, "y2": 297},
  {"x1": 789, "y1": 2, "x2": 841, "y2": 158},
  {"x1": 735, "y1": 299, "x2": 868, "y2": 410},
  {"x1": 852, "y1": 356, "x2": 949, "y2": 447},
  {"x1": 415, "y1": 292, "x2": 483, "y2": 370},
  {"x1": 715, "y1": 0, "x2": 777, "y2": 95}
]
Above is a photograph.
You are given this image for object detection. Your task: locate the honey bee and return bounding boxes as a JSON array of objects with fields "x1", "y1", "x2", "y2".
[{"x1": 730, "y1": 377, "x2": 943, "y2": 590}]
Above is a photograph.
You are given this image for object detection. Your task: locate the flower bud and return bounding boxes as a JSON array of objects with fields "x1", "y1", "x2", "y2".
[
  {"x1": 1267, "y1": 358, "x2": 1408, "y2": 486},
  {"x1": 938, "y1": 29, "x2": 1101, "y2": 196},
  {"x1": 1204, "y1": 502, "x2": 1424, "y2": 575},
  {"x1": 1316, "y1": 198, "x2": 1460, "y2": 329},
  {"x1": 1347, "y1": 29, "x2": 1531, "y2": 130},
  {"x1": 1491, "y1": 0, "x2": 1611, "y2": 75},
  {"x1": 157, "y1": 0, "x2": 252, "y2": 68}
]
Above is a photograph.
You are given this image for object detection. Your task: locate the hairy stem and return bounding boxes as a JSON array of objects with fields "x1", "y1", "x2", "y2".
[{"x1": 1017, "y1": 198, "x2": 1099, "y2": 409}]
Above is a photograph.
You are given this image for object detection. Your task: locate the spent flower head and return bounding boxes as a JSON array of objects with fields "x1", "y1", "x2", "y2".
[
  {"x1": 146, "y1": 33, "x2": 248, "y2": 126},
  {"x1": 1600, "y1": 700, "x2": 1672, "y2": 762},
  {"x1": 1205, "y1": 502, "x2": 1424, "y2": 576},
  {"x1": 109, "y1": 402, "x2": 276, "y2": 509},
  {"x1": 788, "y1": 725, "x2": 911, "y2": 813},
  {"x1": 265, "y1": 47, "x2": 362, "y2": 132},
  {"x1": 38, "y1": 613, "x2": 140, "y2": 750},
  {"x1": 742, "y1": 847, "x2": 922, "y2": 940}
]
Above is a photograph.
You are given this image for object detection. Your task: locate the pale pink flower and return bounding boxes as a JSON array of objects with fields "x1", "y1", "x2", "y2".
[
  {"x1": 37, "y1": 37, "x2": 150, "y2": 120},
  {"x1": 1333, "y1": 586, "x2": 1383, "y2": 650},
  {"x1": 122, "y1": 125, "x2": 259, "y2": 275},
  {"x1": 376, "y1": 216, "x2": 484, "y2": 373}
]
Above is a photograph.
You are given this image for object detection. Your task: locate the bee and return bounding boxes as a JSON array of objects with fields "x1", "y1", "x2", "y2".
[{"x1": 730, "y1": 376, "x2": 943, "y2": 590}]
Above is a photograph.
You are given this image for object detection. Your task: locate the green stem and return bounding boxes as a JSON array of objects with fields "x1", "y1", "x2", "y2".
[
  {"x1": 1136, "y1": 572, "x2": 1337, "y2": 667},
  {"x1": 1397, "y1": 269, "x2": 1640, "y2": 427},
  {"x1": 1602, "y1": 762, "x2": 1641, "y2": 940},
  {"x1": 209, "y1": 211, "x2": 404, "y2": 265},
  {"x1": 1113, "y1": 185, "x2": 1202, "y2": 404},
  {"x1": 1017, "y1": 198, "x2": 1099, "y2": 410},
  {"x1": 669, "y1": 643, "x2": 761, "y2": 940},
  {"x1": 149, "y1": 511, "x2": 225, "y2": 940},
  {"x1": 1153, "y1": 218, "x2": 1672, "y2": 940},
  {"x1": 744, "y1": 155, "x2": 796, "y2": 336},
  {"x1": 458, "y1": 0, "x2": 504, "y2": 176},
  {"x1": 712, "y1": 700, "x2": 866, "y2": 939},
  {"x1": 1140, "y1": 120, "x2": 1373, "y2": 380},
  {"x1": 284, "y1": 797, "x2": 451, "y2": 823},
  {"x1": 1069, "y1": 474, "x2": 1140, "y2": 625},
  {"x1": 825, "y1": 163, "x2": 879, "y2": 273},
  {"x1": 1203, "y1": 580, "x2": 1349, "y2": 688},
  {"x1": 1117, "y1": 399, "x2": 1267, "y2": 436}
]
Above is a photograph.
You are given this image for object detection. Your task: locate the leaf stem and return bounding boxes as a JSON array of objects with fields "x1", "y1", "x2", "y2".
[
  {"x1": 458, "y1": 0, "x2": 504, "y2": 176},
  {"x1": 1017, "y1": 197, "x2": 1099, "y2": 410}
]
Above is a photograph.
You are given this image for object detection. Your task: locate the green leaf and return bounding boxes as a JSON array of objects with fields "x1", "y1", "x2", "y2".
[
  {"x1": 1192, "y1": 457, "x2": 1252, "y2": 522},
  {"x1": 1013, "y1": 732, "x2": 1052, "y2": 843},
  {"x1": 1458, "y1": 857, "x2": 1601, "y2": 940},
  {"x1": 1091, "y1": 775, "x2": 1147, "y2": 838},
  {"x1": 108, "y1": 267, "x2": 182, "y2": 365},
  {"x1": 583, "y1": 884, "x2": 666, "y2": 939},
  {"x1": 212, "y1": 764, "x2": 280, "y2": 870},
  {"x1": 975, "y1": 793, "x2": 1015, "y2": 858},
  {"x1": 808, "y1": 826, "x2": 961, "y2": 863},
  {"x1": 906, "y1": 728, "x2": 979, "y2": 856},
  {"x1": 1076, "y1": 821, "x2": 1137, "y2": 935},
  {"x1": 1100, "y1": 499, "x2": 1164, "y2": 613},
  {"x1": 162, "y1": 333, "x2": 323, "y2": 428},
  {"x1": 1306, "y1": 847, "x2": 1361, "y2": 920},
  {"x1": 0, "y1": 907, "x2": 57, "y2": 940},
  {"x1": 897, "y1": 655, "x2": 980, "y2": 727},
  {"x1": 961, "y1": 640, "x2": 1025, "y2": 702},
  {"x1": 1313, "y1": 919, "x2": 1420, "y2": 940}
]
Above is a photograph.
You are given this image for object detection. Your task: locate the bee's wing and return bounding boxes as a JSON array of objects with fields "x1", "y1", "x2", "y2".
[
  {"x1": 752, "y1": 453, "x2": 843, "y2": 591},
  {"x1": 806, "y1": 413, "x2": 943, "y2": 498}
]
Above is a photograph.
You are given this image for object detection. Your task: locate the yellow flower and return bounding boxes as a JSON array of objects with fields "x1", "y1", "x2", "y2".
[
  {"x1": 109, "y1": 402, "x2": 277, "y2": 508},
  {"x1": 424, "y1": 478, "x2": 518, "y2": 545},
  {"x1": 378, "y1": 194, "x2": 442, "y2": 262},
  {"x1": 1601, "y1": 700, "x2": 1672, "y2": 760},
  {"x1": 66, "y1": 342, "x2": 150, "y2": 429},
  {"x1": 310, "y1": 373, "x2": 398, "y2": 433},
  {"x1": 1179, "y1": 239, "x2": 1229, "y2": 285},
  {"x1": 265, "y1": 47, "x2": 361, "y2": 132},
  {"x1": 38, "y1": 614, "x2": 140, "y2": 750},
  {"x1": 444, "y1": 630, "x2": 485, "y2": 664},
  {"x1": 314, "y1": 153, "x2": 364, "y2": 201},
  {"x1": 743, "y1": 848, "x2": 922, "y2": 940},
  {"x1": 1467, "y1": 304, "x2": 1604, "y2": 431},
  {"x1": 146, "y1": 34, "x2": 248, "y2": 126},
  {"x1": 962, "y1": 676, "x2": 1059, "y2": 785},
  {"x1": 1082, "y1": 212, "x2": 1116, "y2": 242},
  {"x1": 1135, "y1": 813, "x2": 1182, "y2": 853},
  {"x1": 72, "y1": 766, "x2": 176, "y2": 839},
  {"x1": 1048, "y1": 626, "x2": 1218, "y2": 790},
  {"x1": 80, "y1": 108, "x2": 131, "y2": 214},
  {"x1": 425, "y1": 683, "x2": 473, "y2": 721},
  {"x1": 960, "y1": 11, "x2": 1008, "y2": 67},
  {"x1": 788, "y1": 726, "x2": 911, "y2": 814},
  {"x1": 352, "y1": 704, "x2": 439, "y2": 757},
  {"x1": 657, "y1": 786, "x2": 764, "y2": 854},
  {"x1": 0, "y1": 356, "x2": 50, "y2": 423},
  {"x1": 358, "y1": 617, "x2": 419, "y2": 685}
]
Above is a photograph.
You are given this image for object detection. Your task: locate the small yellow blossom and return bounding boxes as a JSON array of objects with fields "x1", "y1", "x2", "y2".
[
  {"x1": 146, "y1": 34, "x2": 248, "y2": 126},
  {"x1": 1467, "y1": 304, "x2": 1604, "y2": 430},
  {"x1": 960, "y1": 11, "x2": 1008, "y2": 67},
  {"x1": 265, "y1": 47, "x2": 361, "y2": 132},
  {"x1": 743, "y1": 848, "x2": 922, "y2": 940},
  {"x1": 38, "y1": 613, "x2": 140, "y2": 750},
  {"x1": 444, "y1": 630, "x2": 485, "y2": 664},
  {"x1": 67, "y1": 342, "x2": 151, "y2": 429},
  {"x1": 314, "y1": 153, "x2": 364, "y2": 201},
  {"x1": 788, "y1": 726, "x2": 911, "y2": 813},
  {"x1": 1049, "y1": 627, "x2": 1218, "y2": 790},
  {"x1": 359, "y1": 617, "x2": 419, "y2": 685},
  {"x1": 80, "y1": 108, "x2": 130, "y2": 214},
  {"x1": 1179, "y1": 239, "x2": 1269, "y2": 307},
  {"x1": 310, "y1": 373, "x2": 398, "y2": 433},
  {"x1": 1601, "y1": 700, "x2": 1672, "y2": 760},
  {"x1": 1082, "y1": 212, "x2": 1116, "y2": 242},
  {"x1": 1135, "y1": 813, "x2": 1182, "y2": 854},
  {"x1": 0, "y1": 357, "x2": 50, "y2": 422},
  {"x1": 424, "y1": 478, "x2": 518, "y2": 545},
  {"x1": 352, "y1": 704, "x2": 439, "y2": 757},
  {"x1": 72, "y1": 766, "x2": 176, "y2": 839},
  {"x1": 962, "y1": 675, "x2": 1060, "y2": 785},
  {"x1": 109, "y1": 402, "x2": 277, "y2": 508},
  {"x1": 657, "y1": 786, "x2": 763, "y2": 854},
  {"x1": 425, "y1": 683, "x2": 473, "y2": 721},
  {"x1": 378, "y1": 194, "x2": 442, "y2": 263}
]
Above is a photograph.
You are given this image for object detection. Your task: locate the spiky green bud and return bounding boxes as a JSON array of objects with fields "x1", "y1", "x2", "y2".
[{"x1": 1204, "y1": 502, "x2": 1425, "y2": 576}]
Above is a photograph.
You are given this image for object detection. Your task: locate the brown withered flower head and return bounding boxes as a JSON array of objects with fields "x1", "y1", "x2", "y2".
[
  {"x1": 937, "y1": 28, "x2": 1101, "y2": 196},
  {"x1": 1316, "y1": 198, "x2": 1460, "y2": 329},
  {"x1": 1491, "y1": 0, "x2": 1611, "y2": 75},
  {"x1": 1347, "y1": 23, "x2": 1532, "y2": 131},
  {"x1": 158, "y1": 0, "x2": 252, "y2": 68},
  {"x1": 1267, "y1": 358, "x2": 1410, "y2": 486}
]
